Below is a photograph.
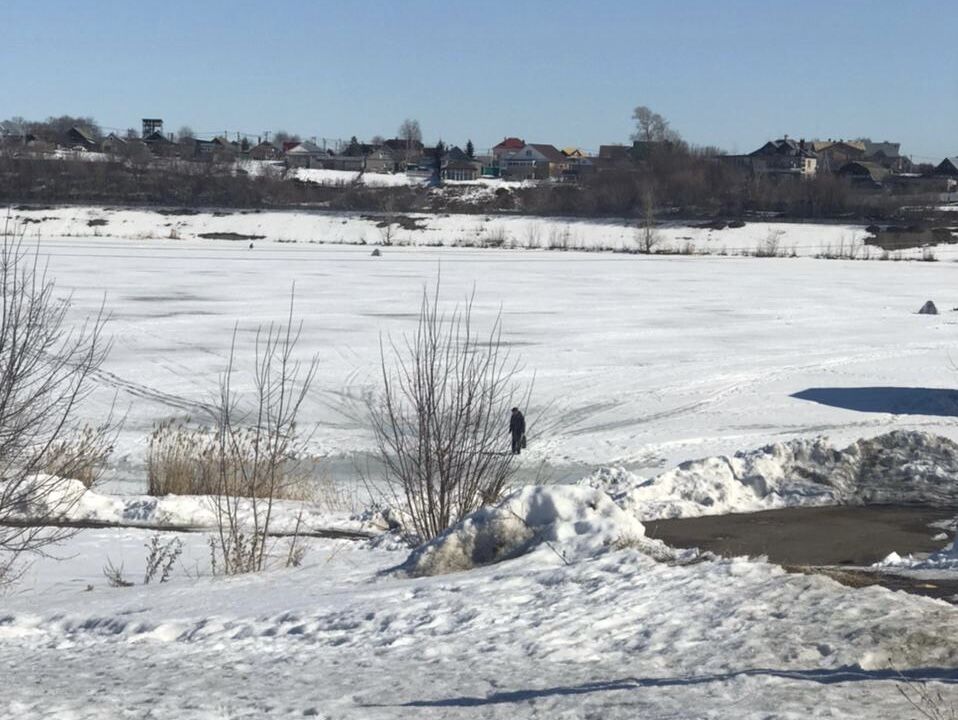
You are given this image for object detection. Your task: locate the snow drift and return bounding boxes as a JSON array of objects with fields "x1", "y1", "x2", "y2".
[
  {"x1": 1, "y1": 475, "x2": 379, "y2": 536},
  {"x1": 401, "y1": 485, "x2": 667, "y2": 576},
  {"x1": 587, "y1": 430, "x2": 958, "y2": 520},
  {"x1": 878, "y1": 532, "x2": 958, "y2": 571}
]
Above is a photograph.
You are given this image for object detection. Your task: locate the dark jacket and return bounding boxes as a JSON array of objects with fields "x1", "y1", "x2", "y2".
[{"x1": 510, "y1": 411, "x2": 526, "y2": 437}]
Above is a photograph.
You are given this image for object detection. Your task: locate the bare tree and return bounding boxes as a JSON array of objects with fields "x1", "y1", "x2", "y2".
[
  {"x1": 631, "y1": 105, "x2": 681, "y2": 143},
  {"x1": 0, "y1": 218, "x2": 112, "y2": 584},
  {"x1": 634, "y1": 188, "x2": 659, "y2": 253},
  {"x1": 176, "y1": 126, "x2": 195, "y2": 142},
  {"x1": 368, "y1": 282, "x2": 530, "y2": 542},
  {"x1": 398, "y1": 118, "x2": 423, "y2": 167},
  {"x1": 398, "y1": 118, "x2": 422, "y2": 145},
  {"x1": 209, "y1": 292, "x2": 318, "y2": 575}
]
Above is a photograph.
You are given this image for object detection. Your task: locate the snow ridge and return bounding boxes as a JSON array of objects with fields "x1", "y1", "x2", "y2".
[
  {"x1": 401, "y1": 485, "x2": 668, "y2": 576},
  {"x1": 586, "y1": 430, "x2": 958, "y2": 520}
]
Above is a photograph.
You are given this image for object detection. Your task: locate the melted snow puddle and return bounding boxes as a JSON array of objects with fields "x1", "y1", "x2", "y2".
[{"x1": 647, "y1": 504, "x2": 958, "y2": 601}]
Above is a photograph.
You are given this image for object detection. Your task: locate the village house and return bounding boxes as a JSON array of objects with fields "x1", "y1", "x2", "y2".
[
  {"x1": 0, "y1": 120, "x2": 26, "y2": 147},
  {"x1": 64, "y1": 126, "x2": 98, "y2": 151},
  {"x1": 440, "y1": 146, "x2": 481, "y2": 182},
  {"x1": 192, "y1": 138, "x2": 216, "y2": 158},
  {"x1": 100, "y1": 133, "x2": 127, "y2": 155},
  {"x1": 363, "y1": 146, "x2": 401, "y2": 174},
  {"x1": 592, "y1": 145, "x2": 634, "y2": 172},
  {"x1": 308, "y1": 142, "x2": 398, "y2": 173},
  {"x1": 100, "y1": 133, "x2": 150, "y2": 160},
  {"x1": 285, "y1": 140, "x2": 332, "y2": 168},
  {"x1": 557, "y1": 147, "x2": 593, "y2": 182},
  {"x1": 499, "y1": 142, "x2": 567, "y2": 180},
  {"x1": 935, "y1": 157, "x2": 958, "y2": 176},
  {"x1": 211, "y1": 136, "x2": 238, "y2": 162},
  {"x1": 492, "y1": 137, "x2": 525, "y2": 167},
  {"x1": 248, "y1": 140, "x2": 280, "y2": 161},
  {"x1": 861, "y1": 140, "x2": 910, "y2": 172},
  {"x1": 143, "y1": 130, "x2": 177, "y2": 158},
  {"x1": 748, "y1": 137, "x2": 818, "y2": 177},
  {"x1": 809, "y1": 140, "x2": 866, "y2": 171},
  {"x1": 381, "y1": 138, "x2": 423, "y2": 169},
  {"x1": 837, "y1": 160, "x2": 889, "y2": 188}
]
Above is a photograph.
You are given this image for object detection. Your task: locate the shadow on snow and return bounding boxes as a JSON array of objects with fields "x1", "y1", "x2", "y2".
[
  {"x1": 377, "y1": 667, "x2": 958, "y2": 708},
  {"x1": 791, "y1": 387, "x2": 958, "y2": 417}
]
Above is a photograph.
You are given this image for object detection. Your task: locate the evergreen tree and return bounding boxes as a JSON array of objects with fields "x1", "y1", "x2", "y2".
[{"x1": 465, "y1": 139, "x2": 475, "y2": 158}]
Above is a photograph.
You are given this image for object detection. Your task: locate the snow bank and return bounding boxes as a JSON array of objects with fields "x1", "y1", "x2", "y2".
[
  {"x1": 586, "y1": 430, "x2": 958, "y2": 520},
  {"x1": 3, "y1": 475, "x2": 380, "y2": 536},
  {"x1": 289, "y1": 167, "x2": 422, "y2": 188},
  {"x1": 6, "y1": 205, "x2": 895, "y2": 258},
  {"x1": 401, "y1": 485, "x2": 666, "y2": 576},
  {"x1": 877, "y1": 537, "x2": 958, "y2": 571},
  {"x1": 4, "y1": 475, "x2": 88, "y2": 518}
]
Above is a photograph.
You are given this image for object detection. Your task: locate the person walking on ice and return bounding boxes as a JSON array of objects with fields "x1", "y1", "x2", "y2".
[{"x1": 510, "y1": 407, "x2": 526, "y2": 455}]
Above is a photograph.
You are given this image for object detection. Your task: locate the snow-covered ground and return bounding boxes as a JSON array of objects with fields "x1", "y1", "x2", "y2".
[
  {"x1": 1, "y1": 209, "x2": 957, "y2": 489},
  {"x1": 2, "y1": 214, "x2": 955, "y2": 491},
  {"x1": 241, "y1": 160, "x2": 535, "y2": 192},
  {"x1": 2, "y1": 217, "x2": 958, "y2": 717},
  {"x1": 4, "y1": 516, "x2": 958, "y2": 719},
  {"x1": 288, "y1": 166, "x2": 421, "y2": 188},
  {"x1": 6, "y1": 204, "x2": 896, "y2": 257}
]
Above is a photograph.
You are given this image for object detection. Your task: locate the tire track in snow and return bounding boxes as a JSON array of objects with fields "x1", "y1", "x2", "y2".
[
  {"x1": 565, "y1": 344, "x2": 951, "y2": 437},
  {"x1": 91, "y1": 368, "x2": 216, "y2": 416}
]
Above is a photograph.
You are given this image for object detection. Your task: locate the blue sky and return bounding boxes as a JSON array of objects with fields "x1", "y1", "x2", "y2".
[{"x1": 3, "y1": 0, "x2": 956, "y2": 160}]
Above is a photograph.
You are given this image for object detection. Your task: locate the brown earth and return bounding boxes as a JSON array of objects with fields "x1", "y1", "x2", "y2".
[{"x1": 646, "y1": 505, "x2": 958, "y2": 601}]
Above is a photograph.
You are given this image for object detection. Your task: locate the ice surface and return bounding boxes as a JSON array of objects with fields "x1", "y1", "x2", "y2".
[{"x1": 3, "y1": 212, "x2": 958, "y2": 494}]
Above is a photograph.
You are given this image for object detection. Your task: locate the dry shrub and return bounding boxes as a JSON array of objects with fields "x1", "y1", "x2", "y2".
[
  {"x1": 0, "y1": 218, "x2": 112, "y2": 583},
  {"x1": 368, "y1": 282, "x2": 530, "y2": 541},
  {"x1": 547, "y1": 225, "x2": 571, "y2": 250},
  {"x1": 210, "y1": 297, "x2": 319, "y2": 575},
  {"x1": 147, "y1": 420, "x2": 217, "y2": 496},
  {"x1": 314, "y1": 473, "x2": 357, "y2": 514},
  {"x1": 484, "y1": 225, "x2": 509, "y2": 248},
  {"x1": 39, "y1": 423, "x2": 114, "y2": 488},
  {"x1": 147, "y1": 419, "x2": 308, "y2": 500}
]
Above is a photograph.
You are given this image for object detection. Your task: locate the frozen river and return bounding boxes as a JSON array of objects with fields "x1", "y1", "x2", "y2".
[{"x1": 23, "y1": 232, "x2": 958, "y2": 492}]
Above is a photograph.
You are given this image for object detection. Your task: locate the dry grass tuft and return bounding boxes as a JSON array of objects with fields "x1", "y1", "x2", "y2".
[
  {"x1": 146, "y1": 420, "x2": 309, "y2": 500},
  {"x1": 39, "y1": 424, "x2": 114, "y2": 488}
]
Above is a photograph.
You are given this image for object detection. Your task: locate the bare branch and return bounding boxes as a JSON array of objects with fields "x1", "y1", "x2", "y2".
[{"x1": 367, "y1": 279, "x2": 533, "y2": 542}]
